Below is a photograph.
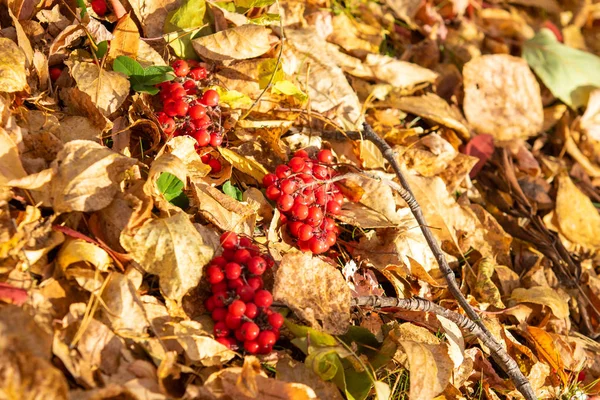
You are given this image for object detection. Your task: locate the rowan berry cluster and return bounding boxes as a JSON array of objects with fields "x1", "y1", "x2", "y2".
[
  {"x1": 263, "y1": 149, "x2": 344, "y2": 254},
  {"x1": 205, "y1": 232, "x2": 284, "y2": 354},
  {"x1": 155, "y1": 59, "x2": 224, "y2": 172}
]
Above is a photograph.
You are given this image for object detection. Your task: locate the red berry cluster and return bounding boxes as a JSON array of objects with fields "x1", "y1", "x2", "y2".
[
  {"x1": 205, "y1": 232, "x2": 284, "y2": 354},
  {"x1": 262, "y1": 149, "x2": 343, "y2": 254},
  {"x1": 155, "y1": 59, "x2": 224, "y2": 173}
]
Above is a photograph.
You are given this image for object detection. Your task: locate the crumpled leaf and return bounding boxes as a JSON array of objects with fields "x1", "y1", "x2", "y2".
[
  {"x1": 327, "y1": 13, "x2": 382, "y2": 56},
  {"x1": 0, "y1": 38, "x2": 28, "y2": 93},
  {"x1": 120, "y1": 212, "x2": 215, "y2": 303},
  {"x1": 510, "y1": 286, "x2": 569, "y2": 319},
  {"x1": 173, "y1": 320, "x2": 236, "y2": 366},
  {"x1": 66, "y1": 60, "x2": 130, "y2": 116},
  {"x1": 364, "y1": 54, "x2": 438, "y2": 90},
  {"x1": 43, "y1": 140, "x2": 137, "y2": 213},
  {"x1": 465, "y1": 257, "x2": 505, "y2": 308},
  {"x1": 218, "y1": 147, "x2": 268, "y2": 182},
  {"x1": 57, "y1": 238, "x2": 113, "y2": 273},
  {"x1": 555, "y1": 173, "x2": 600, "y2": 250},
  {"x1": 129, "y1": 0, "x2": 180, "y2": 38},
  {"x1": 273, "y1": 252, "x2": 351, "y2": 335},
  {"x1": 399, "y1": 340, "x2": 453, "y2": 400},
  {"x1": 192, "y1": 25, "x2": 272, "y2": 61},
  {"x1": 463, "y1": 54, "x2": 543, "y2": 140},
  {"x1": 276, "y1": 355, "x2": 344, "y2": 400}
]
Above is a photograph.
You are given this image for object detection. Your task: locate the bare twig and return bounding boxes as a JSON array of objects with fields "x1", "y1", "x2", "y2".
[{"x1": 355, "y1": 123, "x2": 536, "y2": 400}]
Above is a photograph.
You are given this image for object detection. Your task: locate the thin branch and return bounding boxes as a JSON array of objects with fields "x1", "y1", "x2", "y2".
[{"x1": 357, "y1": 123, "x2": 536, "y2": 400}]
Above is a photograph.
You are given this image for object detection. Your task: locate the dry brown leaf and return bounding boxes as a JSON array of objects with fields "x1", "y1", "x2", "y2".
[
  {"x1": 364, "y1": 54, "x2": 438, "y2": 90},
  {"x1": 173, "y1": 320, "x2": 236, "y2": 366},
  {"x1": 128, "y1": 0, "x2": 180, "y2": 38},
  {"x1": 165, "y1": 136, "x2": 211, "y2": 181},
  {"x1": 273, "y1": 252, "x2": 351, "y2": 335},
  {"x1": 193, "y1": 25, "x2": 272, "y2": 61},
  {"x1": 510, "y1": 286, "x2": 569, "y2": 319},
  {"x1": 65, "y1": 60, "x2": 130, "y2": 116},
  {"x1": 555, "y1": 173, "x2": 600, "y2": 249},
  {"x1": 437, "y1": 315, "x2": 465, "y2": 369},
  {"x1": 398, "y1": 340, "x2": 453, "y2": 400},
  {"x1": 107, "y1": 14, "x2": 140, "y2": 61},
  {"x1": 0, "y1": 127, "x2": 27, "y2": 181},
  {"x1": 56, "y1": 239, "x2": 113, "y2": 292},
  {"x1": 237, "y1": 119, "x2": 293, "y2": 159},
  {"x1": 276, "y1": 355, "x2": 344, "y2": 400},
  {"x1": 143, "y1": 152, "x2": 187, "y2": 212},
  {"x1": 43, "y1": 140, "x2": 137, "y2": 213},
  {"x1": 192, "y1": 181, "x2": 257, "y2": 236},
  {"x1": 388, "y1": 93, "x2": 470, "y2": 139},
  {"x1": 465, "y1": 257, "x2": 505, "y2": 308},
  {"x1": 218, "y1": 147, "x2": 268, "y2": 182},
  {"x1": 55, "y1": 116, "x2": 103, "y2": 143},
  {"x1": 0, "y1": 38, "x2": 27, "y2": 93},
  {"x1": 101, "y1": 270, "x2": 149, "y2": 335},
  {"x1": 463, "y1": 54, "x2": 543, "y2": 141},
  {"x1": 526, "y1": 326, "x2": 568, "y2": 386},
  {"x1": 505, "y1": 0, "x2": 560, "y2": 13},
  {"x1": 121, "y1": 212, "x2": 215, "y2": 303},
  {"x1": 337, "y1": 202, "x2": 398, "y2": 229},
  {"x1": 384, "y1": 0, "x2": 421, "y2": 29},
  {"x1": 328, "y1": 13, "x2": 382, "y2": 56}
]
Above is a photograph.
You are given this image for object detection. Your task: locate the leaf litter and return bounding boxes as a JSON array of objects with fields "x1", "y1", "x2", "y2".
[{"x1": 3, "y1": 0, "x2": 600, "y2": 399}]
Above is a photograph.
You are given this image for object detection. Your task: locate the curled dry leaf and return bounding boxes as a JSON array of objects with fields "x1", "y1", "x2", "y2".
[
  {"x1": 398, "y1": 340, "x2": 453, "y2": 400},
  {"x1": 273, "y1": 252, "x2": 351, "y2": 335},
  {"x1": 364, "y1": 54, "x2": 438, "y2": 90},
  {"x1": 554, "y1": 174, "x2": 600, "y2": 250},
  {"x1": 101, "y1": 270, "x2": 149, "y2": 335},
  {"x1": 65, "y1": 60, "x2": 130, "y2": 116},
  {"x1": 0, "y1": 38, "x2": 28, "y2": 93},
  {"x1": 43, "y1": 140, "x2": 137, "y2": 213},
  {"x1": 510, "y1": 286, "x2": 569, "y2": 319},
  {"x1": 121, "y1": 212, "x2": 215, "y2": 303},
  {"x1": 192, "y1": 25, "x2": 273, "y2": 61},
  {"x1": 463, "y1": 54, "x2": 543, "y2": 141}
]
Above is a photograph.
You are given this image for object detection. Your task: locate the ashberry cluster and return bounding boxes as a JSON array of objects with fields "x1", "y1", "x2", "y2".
[
  {"x1": 155, "y1": 59, "x2": 224, "y2": 173},
  {"x1": 205, "y1": 232, "x2": 284, "y2": 354},
  {"x1": 262, "y1": 149, "x2": 343, "y2": 254}
]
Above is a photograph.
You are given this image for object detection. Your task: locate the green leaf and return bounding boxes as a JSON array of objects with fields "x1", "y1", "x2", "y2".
[
  {"x1": 157, "y1": 172, "x2": 184, "y2": 201},
  {"x1": 285, "y1": 320, "x2": 338, "y2": 348},
  {"x1": 234, "y1": 0, "x2": 275, "y2": 8},
  {"x1": 248, "y1": 13, "x2": 281, "y2": 25},
  {"x1": 76, "y1": 0, "x2": 87, "y2": 17},
  {"x1": 94, "y1": 40, "x2": 108, "y2": 59},
  {"x1": 164, "y1": 28, "x2": 203, "y2": 60},
  {"x1": 222, "y1": 181, "x2": 243, "y2": 201},
  {"x1": 523, "y1": 28, "x2": 600, "y2": 109},
  {"x1": 167, "y1": 0, "x2": 207, "y2": 30},
  {"x1": 306, "y1": 349, "x2": 341, "y2": 381},
  {"x1": 272, "y1": 80, "x2": 308, "y2": 102},
  {"x1": 257, "y1": 58, "x2": 284, "y2": 89},
  {"x1": 113, "y1": 55, "x2": 145, "y2": 77}
]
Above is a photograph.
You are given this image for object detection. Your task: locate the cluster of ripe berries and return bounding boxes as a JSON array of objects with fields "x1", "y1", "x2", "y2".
[
  {"x1": 154, "y1": 59, "x2": 224, "y2": 173},
  {"x1": 262, "y1": 149, "x2": 343, "y2": 254},
  {"x1": 205, "y1": 232, "x2": 284, "y2": 354}
]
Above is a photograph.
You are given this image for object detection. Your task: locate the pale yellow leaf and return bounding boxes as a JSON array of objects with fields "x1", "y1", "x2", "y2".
[
  {"x1": 57, "y1": 239, "x2": 113, "y2": 272},
  {"x1": 0, "y1": 38, "x2": 27, "y2": 93},
  {"x1": 173, "y1": 320, "x2": 236, "y2": 366},
  {"x1": 120, "y1": 212, "x2": 215, "y2": 302},
  {"x1": 218, "y1": 147, "x2": 268, "y2": 182},
  {"x1": 107, "y1": 14, "x2": 140, "y2": 61},
  {"x1": 192, "y1": 24, "x2": 272, "y2": 61},
  {"x1": 364, "y1": 54, "x2": 438, "y2": 89},
  {"x1": 399, "y1": 340, "x2": 453, "y2": 400},
  {"x1": 510, "y1": 286, "x2": 569, "y2": 319},
  {"x1": 463, "y1": 54, "x2": 543, "y2": 140}
]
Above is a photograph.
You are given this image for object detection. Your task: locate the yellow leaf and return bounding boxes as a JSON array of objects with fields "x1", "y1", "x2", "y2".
[
  {"x1": 0, "y1": 38, "x2": 27, "y2": 93},
  {"x1": 218, "y1": 147, "x2": 268, "y2": 182},
  {"x1": 107, "y1": 14, "x2": 140, "y2": 61},
  {"x1": 399, "y1": 340, "x2": 454, "y2": 400},
  {"x1": 510, "y1": 286, "x2": 569, "y2": 319},
  {"x1": 192, "y1": 24, "x2": 272, "y2": 61},
  {"x1": 527, "y1": 326, "x2": 568, "y2": 386}
]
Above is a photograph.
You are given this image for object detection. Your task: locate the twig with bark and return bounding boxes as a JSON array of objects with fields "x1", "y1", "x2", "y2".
[{"x1": 351, "y1": 123, "x2": 536, "y2": 400}]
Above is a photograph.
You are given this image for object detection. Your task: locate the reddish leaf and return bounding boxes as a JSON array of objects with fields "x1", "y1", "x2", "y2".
[
  {"x1": 0, "y1": 283, "x2": 27, "y2": 306},
  {"x1": 461, "y1": 134, "x2": 494, "y2": 178}
]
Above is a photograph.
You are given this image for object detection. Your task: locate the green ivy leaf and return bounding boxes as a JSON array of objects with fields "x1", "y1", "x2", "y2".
[
  {"x1": 222, "y1": 181, "x2": 243, "y2": 201},
  {"x1": 523, "y1": 28, "x2": 600, "y2": 109}
]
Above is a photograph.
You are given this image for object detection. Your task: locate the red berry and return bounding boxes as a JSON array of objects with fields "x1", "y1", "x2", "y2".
[
  {"x1": 182, "y1": 79, "x2": 197, "y2": 95},
  {"x1": 186, "y1": 59, "x2": 200, "y2": 67},
  {"x1": 288, "y1": 157, "x2": 305, "y2": 172},
  {"x1": 247, "y1": 277, "x2": 263, "y2": 291},
  {"x1": 275, "y1": 165, "x2": 291, "y2": 179},
  {"x1": 192, "y1": 129, "x2": 210, "y2": 147},
  {"x1": 239, "y1": 237, "x2": 253, "y2": 248},
  {"x1": 321, "y1": 217, "x2": 336, "y2": 231},
  {"x1": 188, "y1": 67, "x2": 208, "y2": 80},
  {"x1": 294, "y1": 149, "x2": 309, "y2": 158},
  {"x1": 208, "y1": 158, "x2": 222, "y2": 173},
  {"x1": 216, "y1": 337, "x2": 234, "y2": 348},
  {"x1": 188, "y1": 104, "x2": 206, "y2": 120},
  {"x1": 210, "y1": 133, "x2": 223, "y2": 147},
  {"x1": 228, "y1": 300, "x2": 246, "y2": 317},
  {"x1": 212, "y1": 292, "x2": 227, "y2": 308},
  {"x1": 225, "y1": 262, "x2": 242, "y2": 280},
  {"x1": 211, "y1": 256, "x2": 227, "y2": 267},
  {"x1": 279, "y1": 179, "x2": 297, "y2": 195},
  {"x1": 205, "y1": 296, "x2": 216, "y2": 312},
  {"x1": 326, "y1": 201, "x2": 341, "y2": 215},
  {"x1": 237, "y1": 285, "x2": 255, "y2": 302},
  {"x1": 206, "y1": 265, "x2": 224, "y2": 284},
  {"x1": 291, "y1": 203, "x2": 309, "y2": 220},
  {"x1": 49, "y1": 66, "x2": 62, "y2": 81},
  {"x1": 227, "y1": 277, "x2": 244, "y2": 290},
  {"x1": 200, "y1": 89, "x2": 220, "y2": 107},
  {"x1": 288, "y1": 221, "x2": 303, "y2": 237},
  {"x1": 225, "y1": 312, "x2": 242, "y2": 329},
  {"x1": 235, "y1": 328, "x2": 245, "y2": 342},
  {"x1": 313, "y1": 165, "x2": 329, "y2": 180},
  {"x1": 309, "y1": 236, "x2": 327, "y2": 254},
  {"x1": 277, "y1": 194, "x2": 294, "y2": 212},
  {"x1": 297, "y1": 240, "x2": 310, "y2": 252},
  {"x1": 244, "y1": 340, "x2": 260, "y2": 354},
  {"x1": 263, "y1": 173, "x2": 278, "y2": 187},
  {"x1": 297, "y1": 224, "x2": 314, "y2": 241},
  {"x1": 170, "y1": 86, "x2": 187, "y2": 99},
  {"x1": 325, "y1": 230, "x2": 337, "y2": 247},
  {"x1": 234, "y1": 248, "x2": 252, "y2": 264},
  {"x1": 268, "y1": 312, "x2": 284, "y2": 329},
  {"x1": 257, "y1": 330, "x2": 277, "y2": 348},
  {"x1": 247, "y1": 256, "x2": 267, "y2": 275},
  {"x1": 220, "y1": 232, "x2": 239, "y2": 249},
  {"x1": 241, "y1": 322, "x2": 260, "y2": 341},
  {"x1": 317, "y1": 149, "x2": 334, "y2": 164},
  {"x1": 254, "y1": 290, "x2": 273, "y2": 308},
  {"x1": 171, "y1": 59, "x2": 190, "y2": 77},
  {"x1": 306, "y1": 206, "x2": 323, "y2": 227},
  {"x1": 91, "y1": 0, "x2": 107, "y2": 16},
  {"x1": 211, "y1": 281, "x2": 227, "y2": 293},
  {"x1": 245, "y1": 302, "x2": 258, "y2": 319},
  {"x1": 214, "y1": 321, "x2": 229, "y2": 337},
  {"x1": 212, "y1": 307, "x2": 227, "y2": 321},
  {"x1": 265, "y1": 185, "x2": 281, "y2": 200},
  {"x1": 193, "y1": 114, "x2": 211, "y2": 129}
]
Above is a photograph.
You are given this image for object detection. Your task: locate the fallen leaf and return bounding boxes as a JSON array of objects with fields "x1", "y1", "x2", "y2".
[
  {"x1": 364, "y1": 54, "x2": 438, "y2": 90},
  {"x1": 463, "y1": 54, "x2": 543, "y2": 140},
  {"x1": 328, "y1": 13, "x2": 382, "y2": 56},
  {"x1": 65, "y1": 60, "x2": 131, "y2": 116},
  {"x1": 218, "y1": 147, "x2": 268, "y2": 182},
  {"x1": 276, "y1": 355, "x2": 344, "y2": 400},
  {"x1": 526, "y1": 326, "x2": 568, "y2": 386},
  {"x1": 465, "y1": 257, "x2": 505, "y2": 308},
  {"x1": 273, "y1": 252, "x2": 351, "y2": 335},
  {"x1": 44, "y1": 140, "x2": 137, "y2": 213},
  {"x1": 555, "y1": 173, "x2": 600, "y2": 249},
  {"x1": 107, "y1": 14, "x2": 140, "y2": 61},
  {"x1": 580, "y1": 88, "x2": 600, "y2": 141},
  {"x1": 173, "y1": 320, "x2": 236, "y2": 366},
  {"x1": 121, "y1": 212, "x2": 216, "y2": 303},
  {"x1": 505, "y1": 0, "x2": 560, "y2": 13},
  {"x1": 128, "y1": 0, "x2": 181, "y2": 38},
  {"x1": 192, "y1": 25, "x2": 272, "y2": 61},
  {"x1": 510, "y1": 286, "x2": 569, "y2": 319},
  {"x1": 0, "y1": 38, "x2": 27, "y2": 93},
  {"x1": 398, "y1": 340, "x2": 453, "y2": 400}
]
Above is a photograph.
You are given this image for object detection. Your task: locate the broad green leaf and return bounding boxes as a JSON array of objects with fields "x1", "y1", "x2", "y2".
[
  {"x1": 523, "y1": 28, "x2": 600, "y2": 109},
  {"x1": 272, "y1": 80, "x2": 308, "y2": 102},
  {"x1": 212, "y1": 86, "x2": 253, "y2": 108},
  {"x1": 248, "y1": 13, "x2": 280, "y2": 25},
  {"x1": 164, "y1": 28, "x2": 203, "y2": 60},
  {"x1": 258, "y1": 58, "x2": 284, "y2": 89},
  {"x1": 234, "y1": 0, "x2": 275, "y2": 7},
  {"x1": 167, "y1": 0, "x2": 207, "y2": 30},
  {"x1": 343, "y1": 363, "x2": 374, "y2": 400},
  {"x1": 222, "y1": 181, "x2": 243, "y2": 201},
  {"x1": 156, "y1": 172, "x2": 184, "y2": 202},
  {"x1": 285, "y1": 320, "x2": 338, "y2": 348},
  {"x1": 113, "y1": 55, "x2": 145, "y2": 77},
  {"x1": 94, "y1": 40, "x2": 108, "y2": 59}
]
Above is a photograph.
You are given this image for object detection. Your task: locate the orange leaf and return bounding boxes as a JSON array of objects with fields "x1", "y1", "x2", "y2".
[{"x1": 526, "y1": 326, "x2": 568, "y2": 386}]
